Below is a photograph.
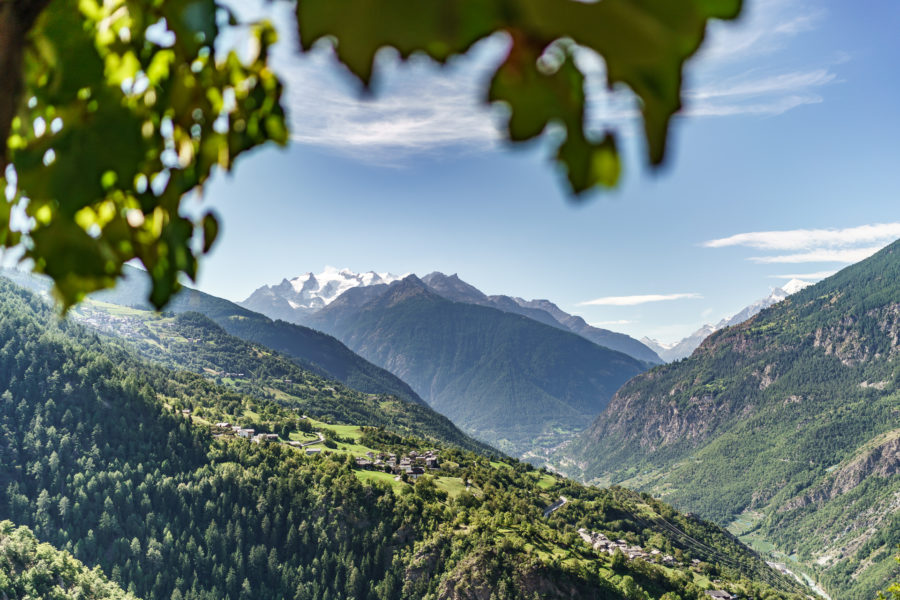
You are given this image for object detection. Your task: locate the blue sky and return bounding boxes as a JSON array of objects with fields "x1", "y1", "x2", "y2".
[{"x1": 195, "y1": 0, "x2": 900, "y2": 342}]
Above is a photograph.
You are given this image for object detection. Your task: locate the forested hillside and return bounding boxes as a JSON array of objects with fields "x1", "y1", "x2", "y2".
[
  {"x1": 0, "y1": 277, "x2": 803, "y2": 599},
  {"x1": 307, "y1": 276, "x2": 647, "y2": 456},
  {"x1": 3, "y1": 267, "x2": 426, "y2": 406},
  {"x1": 71, "y1": 303, "x2": 490, "y2": 453},
  {"x1": 562, "y1": 240, "x2": 900, "y2": 599},
  {"x1": 0, "y1": 521, "x2": 136, "y2": 599}
]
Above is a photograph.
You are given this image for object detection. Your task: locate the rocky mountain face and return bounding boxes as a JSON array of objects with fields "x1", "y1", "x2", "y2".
[
  {"x1": 641, "y1": 325, "x2": 717, "y2": 363},
  {"x1": 242, "y1": 269, "x2": 662, "y2": 365},
  {"x1": 642, "y1": 279, "x2": 812, "y2": 362},
  {"x1": 303, "y1": 275, "x2": 647, "y2": 456},
  {"x1": 242, "y1": 267, "x2": 404, "y2": 322},
  {"x1": 558, "y1": 242, "x2": 900, "y2": 600}
]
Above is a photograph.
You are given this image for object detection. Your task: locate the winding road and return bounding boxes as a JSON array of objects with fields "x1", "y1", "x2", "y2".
[{"x1": 543, "y1": 496, "x2": 567, "y2": 518}]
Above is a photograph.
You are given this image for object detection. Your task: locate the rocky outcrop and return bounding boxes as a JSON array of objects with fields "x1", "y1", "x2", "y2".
[
  {"x1": 782, "y1": 433, "x2": 900, "y2": 511},
  {"x1": 435, "y1": 547, "x2": 606, "y2": 600}
]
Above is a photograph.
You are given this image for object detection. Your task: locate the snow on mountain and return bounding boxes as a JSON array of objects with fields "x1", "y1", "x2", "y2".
[
  {"x1": 648, "y1": 280, "x2": 812, "y2": 362},
  {"x1": 242, "y1": 269, "x2": 664, "y2": 364},
  {"x1": 240, "y1": 267, "x2": 406, "y2": 321},
  {"x1": 285, "y1": 267, "x2": 405, "y2": 308},
  {"x1": 780, "y1": 278, "x2": 812, "y2": 295}
]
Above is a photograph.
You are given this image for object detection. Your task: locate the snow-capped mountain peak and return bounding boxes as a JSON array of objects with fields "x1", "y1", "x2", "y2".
[
  {"x1": 646, "y1": 279, "x2": 813, "y2": 362},
  {"x1": 780, "y1": 278, "x2": 812, "y2": 295},
  {"x1": 286, "y1": 267, "x2": 404, "y2": 307},
  {"x1": 244, "y1": 267, "x2": 406, "y2": 316}
]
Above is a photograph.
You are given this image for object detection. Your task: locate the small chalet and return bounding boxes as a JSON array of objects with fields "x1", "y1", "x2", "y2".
[
  {"x1": 704, "y1": 591, "x2": 734, "y2": 600},
  {"x1": 405, "y1": 466, "x2": 425, "y2": 479}
]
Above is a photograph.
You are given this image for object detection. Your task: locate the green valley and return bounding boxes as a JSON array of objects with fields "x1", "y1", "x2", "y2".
[
  {"x1": 0, "y1": 271, "x2": 803, "y2": 599},
  {"x1": 560, "y1": 240, "x2": 900, "y2": 599}
]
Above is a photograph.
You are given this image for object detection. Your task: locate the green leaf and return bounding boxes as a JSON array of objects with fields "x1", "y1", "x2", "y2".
[
  {"x1": 5, "y1": 0, "x2": 286, "y2": 309},
  {"x1": 201, "y1": 211, "x2": 218, "y2": 253},
  {"x1": 297, "y1": 0, "x2": 501, "y2": 85},
  {"x1": 297, "y1": 0, "x2": 742, "y2": 182}
]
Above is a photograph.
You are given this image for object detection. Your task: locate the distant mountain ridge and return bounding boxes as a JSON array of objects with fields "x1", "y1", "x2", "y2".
[
  {"x1": 242, "y1": 269, "x2": 662, "y2": 365},
  {"x1": 0, "y1": 275, "x2": 803, "y2": 600},
  {"x1": 642, "y1": 279, "x2": 813, "y2": 362},
  {"x1": 301, "y1": 274, "x2": 648, "y2": 456}
]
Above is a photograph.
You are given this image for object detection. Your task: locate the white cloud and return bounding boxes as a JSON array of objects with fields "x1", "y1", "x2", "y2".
[
  {"x1": 750, "y1": 246, "x2": 883, "y2": 264},
  {"x1": 276, "y1": 38, "x2": 507, "y2": 157},
  {"x1": 578, "y1": 293, "x2": 702, "y2": 307},
  {"x1": 697, "y1": 0, "x2": 825, "y2": 64},
  {"x1": 682, "y1": 69, "x2": 835, "y2": 118},
  {"x1": 688, "y1": 70, "x2": 835, "y2": 101},
  {"x1": 260, "y1": 0, "x2": 835, "y2": 156},
  {"x1": 704, "y1": 223, "x2": 900, "y2": 251},
  {"x1": 769, "y1": 271, "x2": 837, "y2": 280}
]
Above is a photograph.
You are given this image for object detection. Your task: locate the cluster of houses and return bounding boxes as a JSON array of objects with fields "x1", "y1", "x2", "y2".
[
  {"x1": 77, "y1": 311, "x2": 148, "y2": 338},
  {"x1": 211, "y1": 421, "x2": 445, "y2": 478},
  {"x1": 354, "y1": 449, "x2": 441, "y2": 479},
  {"x1": 214, "y1": 422, "x2": 277, "y2": 444},
  {"x1": 577, "y1": 529, "x2": 739, "y2": 599},
  {"x1": 577, "y1": 529, "x2": 675, "y2": 564}
]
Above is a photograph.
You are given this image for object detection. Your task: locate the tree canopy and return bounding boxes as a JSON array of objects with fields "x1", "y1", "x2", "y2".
[{"x1": 0, "y1": 0, "x2": 742, "y2": 308}]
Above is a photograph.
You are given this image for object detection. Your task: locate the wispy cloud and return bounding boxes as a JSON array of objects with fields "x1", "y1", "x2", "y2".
[
  {"x1": 276, "y1": 38, "x2": 506, "y2": 157},
  {"x1": 697, "y1": 0, "x2": 825, "y2": 64},
  {"x1": 583, "y1": 0, "x2": 838, "y2": 125},
  {"x1": 262, "y1": 0, "x2": 835, "y2": 156},
  {"x1": 682, "y1": 69, "x2": 835, "y2": 118},
  {"x1": 578, "y1": 293, "x2": 702, "y2": 307},
  {"x1": 749, "y1": 247, "x2": 882, "y2": 264},
  {"x1": 769, "y1": 270, "x2": 837, "y2": 280},
  {"x1": 704, "y1": 223, "x2": 900, "y2": 250},
  {"x1": 283, "y1": 54, "x2": 503, "y2": 154}
]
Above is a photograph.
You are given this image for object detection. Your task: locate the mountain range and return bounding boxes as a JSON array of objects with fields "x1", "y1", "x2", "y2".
[
  {"x1": 0, "y1": 272, "x2": 804, "y2": 600},
  {"x1": 641, "y1": 279, "x2": 813, "y2": 362},
  {"x1": 3, "y1": 266, "x2": 652, "y2": 457},
  {"x1": 2, "y1": 266, "x2": 427, "y2": 407},
  {"x1": 559, "y1": 243, "x2": 900, "y2": 599},
  {"x1": 242, "y1": 268, "x2": 663, "y2": 365},
  {"x1": 300, "y1": 275, "x2": 648, "y2": 455}
]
